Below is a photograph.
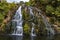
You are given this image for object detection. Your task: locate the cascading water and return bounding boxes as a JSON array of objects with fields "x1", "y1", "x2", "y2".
[
  {"x1": 12, "y1": 6, "x2": 23, "y2": 36},
  {"x1": 30, "y1": 7, "x2": 55, "y2": 35},
  {"x1": 29, "y1": 7, "x2": 36, "y2": 36},
  {"x1": 39, "y1": 12, "x2": 55, "y2": 35},
  {"x1": 31, "y1": 23, "x2": 36, "y2": 36},
  {"x1": 11, "y1": 5, "x2": 54, "y2": 37}
]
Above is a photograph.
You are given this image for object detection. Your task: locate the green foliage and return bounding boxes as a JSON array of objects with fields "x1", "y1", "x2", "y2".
[
  {"x1": 55, "y1": 6, "x2": 60, "y2": 16},
  {"x1": 0, "y1": 1, "x2": 17, "y2": 33},
  {"x1": 25, "y1": 2, "x2": 31, "y2": 6},
  {"x1": 24, "y1": 22, "x2": 30, "y2": 34},
  {"x1": 55, "y1": 11, "x2": 60, "y2": 16},
  {"x1": 46, "y1": 5, "x2": 60, "y2": 17},
  {"x1": 0, "y1": 1, "x2": 17, "y2": 23},
  {"x1": 57, "y1": 0, "x2": 60, "y2": 1},
  {"x1": 39, "y1": 0, "x2": 52, "y2": 4},
  {"x1": 19, "y1": 1, "x2": 24, "y2": 5},
  {"x1": 0, "y1": 14, "x2": 4, "y2": 19},
  {"x1": 46, "y1": 5, "x2": 55, "y2": 13}
]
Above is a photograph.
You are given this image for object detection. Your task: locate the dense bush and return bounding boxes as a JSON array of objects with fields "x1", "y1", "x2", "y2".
[{"x1": 0, "y1": 1, "x2": 17, "y2": 24}]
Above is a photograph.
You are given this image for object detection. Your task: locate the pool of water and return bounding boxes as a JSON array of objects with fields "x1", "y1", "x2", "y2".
[{"x1": 0, "y1": 35, "x2": 60, "y2": 40}]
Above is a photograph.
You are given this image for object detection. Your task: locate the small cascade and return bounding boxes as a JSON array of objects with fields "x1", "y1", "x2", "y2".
[
  {"x1": 29, "y1": 7, "x2": 34, "y2": 16},
  {"x1": 12, "y1": 6, "x2": 23, "y2": 36},
  {"x1": 28, "y1": 7, "x2": 34, "y2": 21},
  {"x1": 29, "y1": 7, "x2": 36, "y2": 36},
  {"x1": 30, "y1": 7, "x2": 55, "y2": 35},
  {"x1": 31, "y1": 23, "x2": 36, "y2": 36},
  {"x1": 39, "y1": 12, "x2": 55, "y2": 35}
]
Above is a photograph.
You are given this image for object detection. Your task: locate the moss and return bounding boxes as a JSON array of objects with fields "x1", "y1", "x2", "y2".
[{"x1": 23, "y1": 22, "x2": 31, "y2": 34}]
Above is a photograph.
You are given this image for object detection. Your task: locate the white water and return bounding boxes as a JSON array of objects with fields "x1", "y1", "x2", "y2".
[
  {"x1": 29, "y1": 7, "x2": 55, "y2": 35},
  {"x1": 29, "y1": 7, "x2": 36, "y2": 36},
  {"x1": 11, "y1": 6, "x2": 55, "y2": 36},
  {"x1": 39, "y1": 12, "x2": 55, "y2": 35},
  {"x1": 12, "y1": 6, "x2": 23, "y2": 36}
]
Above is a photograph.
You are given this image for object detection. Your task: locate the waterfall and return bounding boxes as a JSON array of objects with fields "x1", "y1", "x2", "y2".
[
  {"x1": 31, "y1": 27, "x2": 35, "y2": 36},
  {"x1": 29, "y1": 7, "x2": 55, "y2": 35},
  {"x1": 29, "y1": 7, "x2": 36, "y2": 36},
  {"x1": 10, "y1": 6, "x2": 55, "y2": 36},
  {"x1": 12, "y1": 6, "x2": 23, "y2": 36},
  {"x1": 39, "y1": 12, "x2": 55, "y2": 35},
  {"x1": 31, "y1": 23, "x2": 36, "y2": 36}
]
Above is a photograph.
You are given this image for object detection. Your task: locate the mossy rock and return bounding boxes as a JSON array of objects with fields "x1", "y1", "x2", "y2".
[{"x1": 23, "y1": 22, "x2": 31, "y2": 34}]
